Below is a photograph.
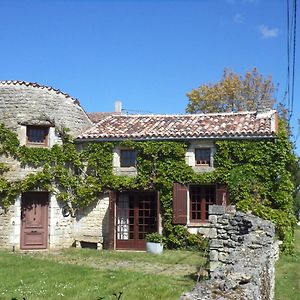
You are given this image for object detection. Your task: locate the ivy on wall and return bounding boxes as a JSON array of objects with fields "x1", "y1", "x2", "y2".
[{"x1": 0, "y1": 120, "x2": 297, "y2": 253}]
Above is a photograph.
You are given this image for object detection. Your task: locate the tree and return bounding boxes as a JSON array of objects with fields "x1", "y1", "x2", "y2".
[{"x1": 186, "y1": 68, "x2": 275, "y2": 113}]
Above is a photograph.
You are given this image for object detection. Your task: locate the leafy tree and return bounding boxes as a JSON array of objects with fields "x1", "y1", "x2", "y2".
[{"x1": 186, "y1": 68, "x2": 275, "y2": 113}]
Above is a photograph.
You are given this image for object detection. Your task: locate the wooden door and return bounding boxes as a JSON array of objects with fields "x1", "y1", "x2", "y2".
[
  {"x1": 116, "y1": 192, "x2": 157, "y2": 250},
  {"x1": 20, "y1": 192, "x2": 49, "y2": 250}
]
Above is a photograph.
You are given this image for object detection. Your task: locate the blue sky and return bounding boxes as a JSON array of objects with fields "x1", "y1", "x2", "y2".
[{"x1": 0, "y1": 0, "x2": 299, "y2": 155}]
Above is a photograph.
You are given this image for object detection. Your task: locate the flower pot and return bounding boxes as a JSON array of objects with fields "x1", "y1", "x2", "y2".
[{"x1": 146, "y1": 242, "x2": 163, "y2": 255}]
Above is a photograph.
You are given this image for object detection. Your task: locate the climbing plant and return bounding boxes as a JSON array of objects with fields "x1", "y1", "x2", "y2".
[{"x1": 0, "y1": 119, "x2": 297, "y2": 253}]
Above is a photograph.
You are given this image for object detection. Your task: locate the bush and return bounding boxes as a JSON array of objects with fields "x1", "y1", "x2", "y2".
[{"x1": 145, "y1": 232, "x2": 163, "y2": 243}]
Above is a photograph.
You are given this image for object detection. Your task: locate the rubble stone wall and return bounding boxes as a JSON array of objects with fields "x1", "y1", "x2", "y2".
[
  {"x1": 0, "y1": 82, "x2": 91, "y2": 137},
  {"x1": 182, "y1": 205, "x2": 279, "y2": 300}
]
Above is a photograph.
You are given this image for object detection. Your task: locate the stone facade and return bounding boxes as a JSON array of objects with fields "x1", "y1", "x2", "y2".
[
  {"x1": 0, "y1": 193, "x2": 109, "y2": 250},
  {"x1": 0, "y1": 81, "x2": 92, "y2": 136},
  {"x1": 185, "y1": 140, "x2": 215, "y2": 173},
  {"x1": 0, "y1": 81, "x2": 109, "y2": 251},
  {"x1": 112, "y1": 146, "x2": 137, "y2": 176},
  {"x1": 0, "y1": 196, "x2": 21, "y2": 250},
  {"x1": 182, "y1": 205, "x2": 278, "y2": 300},
  {"x1": 74, "y1": 194, "x2": 110, "y2": 249},
  {"x1": 0, "y1": 82, "x2": 279, "y2": 254},
  {"x1": 0, "y1": 81, "x2": 92, "y2": 183}
]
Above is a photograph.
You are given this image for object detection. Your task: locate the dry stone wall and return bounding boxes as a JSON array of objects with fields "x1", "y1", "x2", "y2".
[{"x1": 182, "y1": 205, "x2": 278, "y2": 300}]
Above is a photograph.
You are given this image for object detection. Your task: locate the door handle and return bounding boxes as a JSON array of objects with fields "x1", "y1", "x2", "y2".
[{"x1": 31, "y1": 230, "x2": 37, "y2": 233}]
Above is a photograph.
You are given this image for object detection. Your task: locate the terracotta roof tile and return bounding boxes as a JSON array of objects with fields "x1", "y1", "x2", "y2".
[
  {"x1": 77, "y1": 110, "x2": 277, "y2": 140},
  {"x1": 87, "y1": 112, "x2": 119, "y2": 123}
]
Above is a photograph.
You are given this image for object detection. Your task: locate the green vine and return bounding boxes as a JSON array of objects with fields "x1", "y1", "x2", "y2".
[{"x1": 0, "y1": 119, "x2": 297, "y2": 253}]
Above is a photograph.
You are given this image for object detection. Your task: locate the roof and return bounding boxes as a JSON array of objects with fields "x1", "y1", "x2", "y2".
[
  {"x1": 77, "y1": 110, "x2": 278, "y2": 141},
  {"x1": 0, "y1": 80, "x2": 82, "y2": 106},
  {"x1": 87, "y1": 112, "x2": 118, "y2": 123}
]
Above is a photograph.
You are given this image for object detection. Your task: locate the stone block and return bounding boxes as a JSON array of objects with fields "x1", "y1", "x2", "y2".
[
  {"x1": 207, "y1": 228, "x2": 217, "y2": 238},
  {"x1": 230, "y1": 234, "x2": 239, "y2": 242},
  {"x1": 209, "y1": 261, "x2": 220, "y2": 272},
  {"x1": 219, "y1": 234, "x2": 229, "y2": 240},
  {"x1": 209, "y1": 205, "x2": 225, "y2": 215},
  {"x1": 210, "y1": 239, "x2": 223, "y2": 249},
  {"x1": 218, "y1": 252, "x2": 228, "y2": 262},
  {"x1": 210, "y1": 250, "x2": 219, "y2": 261},
  {"x1": 220, "y1": 218, "x2": 229, "y2": 225},
  {"x1": 209, "y1": 214, "x2": 218, "y2": 224},
  {"x1": 223, "y1": 240, "x2": 238, "y2": 248}
]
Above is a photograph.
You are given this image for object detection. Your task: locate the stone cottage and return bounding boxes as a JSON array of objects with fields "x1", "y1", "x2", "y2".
[
  {"x1": 0, "y1": 81, "x2": 278, "y2": 251},
  {"x1": 0, "y1": 80, "x2": 92, "y2": 250}
]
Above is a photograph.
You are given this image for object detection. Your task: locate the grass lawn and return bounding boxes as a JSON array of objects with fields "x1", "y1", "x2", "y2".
[
  {"x1": 275, "y1": 227, "x2": 300, "y2": 300},
  {"x1": 0, "y1": 249, "x2": 207, "y2": 300}
]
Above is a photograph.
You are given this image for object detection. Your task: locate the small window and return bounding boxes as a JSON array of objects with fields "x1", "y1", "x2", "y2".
[
  {"x1": 120, "y1": 150, "x2": 136, "y2": 167},
  {"x1": 26, "y1": 126, "x2": 49, "y2": 146},
  {"x1": 190, "y1": 185, "x2": 216, "y2": 222},
  {"x1": 195, "y1": 148, "x2": 211, "y2": 166}
]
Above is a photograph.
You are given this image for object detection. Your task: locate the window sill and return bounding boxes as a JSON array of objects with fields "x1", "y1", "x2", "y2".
[
  {"x1": 187, "y1": 222, "x2": 210, "y2": 227},
  {"x1": 192, "y1": 166, "x2": 214, "y2": 173},
  {"x1": 113, "y1": 167, "x2": 137, "y2": 177},
  {"x1": 26, "y1": 143, "x2": 49, "y2": 148}
]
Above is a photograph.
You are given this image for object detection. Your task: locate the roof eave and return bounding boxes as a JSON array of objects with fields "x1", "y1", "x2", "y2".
[{"x1": 75, "y1": 134, "x2": 276, "y2": 143}]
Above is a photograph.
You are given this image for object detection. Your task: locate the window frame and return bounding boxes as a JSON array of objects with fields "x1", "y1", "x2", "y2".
[
  {"x1": 120, "y1": 149, "x2": 137, "y2": 168},
  {"x1": 26, "y1": 125, "x2": 49, "y2": 147},
  {"x1": 195, "y1": 148, "x2": 211, "y2": 166},
  {"x1": 189, "y1": 184, "x2": 216, "y2": 223}
]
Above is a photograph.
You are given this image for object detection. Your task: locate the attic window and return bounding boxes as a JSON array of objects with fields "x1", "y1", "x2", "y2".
[
  {"x1": 26, "y1": 126, "x2": 49, "y2": 146},
  {"x1": 120, "y1": 150, "x2": 136, "y2": 167},
  {"x1": 195, "y1": 148, "x2": 211, "y2": 166}
]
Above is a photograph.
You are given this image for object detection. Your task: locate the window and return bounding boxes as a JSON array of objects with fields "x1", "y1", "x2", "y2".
[
  {"x1": 195, "y1": 148, "x2": 211, "y2": 166},
  {"x1": 26, "y1": 126, "x2": 49, "y2": 146},
  {"x1": 120, "y1": 150, "x2": 136, "y2": 167},
  {"x1": 190, "y1": 185, "x2": 216, "y2": 222}
]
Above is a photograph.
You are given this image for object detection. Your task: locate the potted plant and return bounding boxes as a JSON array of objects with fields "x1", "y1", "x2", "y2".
[{"x1": 145, "y1": 232, "x2": 164, "y2": 255}]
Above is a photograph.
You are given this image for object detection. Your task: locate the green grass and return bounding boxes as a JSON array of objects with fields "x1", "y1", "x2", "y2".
[
  {"x1": 0, "y1": 249, "x2": 206, "y2": 300},
  {"x1": 275, "y1": 227, "x2": 300, "y2": 300}
]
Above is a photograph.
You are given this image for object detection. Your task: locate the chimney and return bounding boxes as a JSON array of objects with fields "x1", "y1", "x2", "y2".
[{"x1": 114, "y1": 101, "x2": 122, "y2": 114}]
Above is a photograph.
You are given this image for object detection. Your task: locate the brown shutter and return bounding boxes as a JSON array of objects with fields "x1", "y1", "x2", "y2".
[
  {"x1": 172, "y1": 183, "x2": 188, "y2": 224},
  {"x1": 108, "y1": 191, "x2": 116, "y2": 250},
  {"x1": 216, "y1": 184, "x2": 228, "y2": 206}
]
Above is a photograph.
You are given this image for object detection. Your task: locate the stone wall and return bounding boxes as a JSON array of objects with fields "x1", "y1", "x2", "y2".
[
  {"x1": 182, "y1": 205, "x2": 278, "y2": 300},
  {"x1": 0, "y1": 193, "x2": 109, "y2": 250},
  {"x1": 74, "y1": 194, "x2": 109, "y2": 249},
  {"x1": 185, "y1": 140, "x2": 216, "y2": 173},
  {"x1": 0, "y1": 81, "x2": 107, "y2": 251},
  {"x1": 0, "y1": 196, "x2": 21, "y2": 250},
  {"x1": 0, "y1": 81, "x2": 92, "y2": 137},
  {"x1": 112, "y1": 146, "x2": 137, "y2": 177},
  {"x1": 0, "y1": 81, "x2": 93, "y2": 183}
]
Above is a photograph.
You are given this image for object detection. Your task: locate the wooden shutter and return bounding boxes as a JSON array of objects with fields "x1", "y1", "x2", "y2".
[
  {"x1": 216, "y1": 184, "x2": 228, "y2": 206},
  {"x1": 172, "y1": 183, "x2": 188, "y2": 224},
  {"x1": 108, "y1": 191, "x2": 116, "y2": 250}
]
